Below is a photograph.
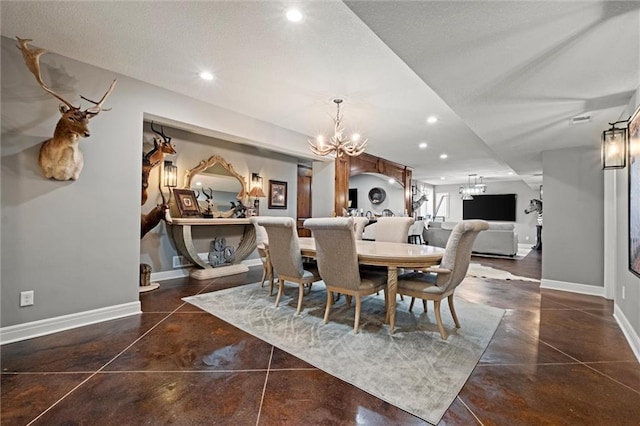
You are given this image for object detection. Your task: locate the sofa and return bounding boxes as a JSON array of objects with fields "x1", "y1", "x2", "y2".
[{"x1": 425, "y1": 221, "x2": 518, "y2": 256}]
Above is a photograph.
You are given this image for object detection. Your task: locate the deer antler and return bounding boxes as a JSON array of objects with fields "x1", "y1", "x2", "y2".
[
  {"x1": 16, "y1": 36, "x2": 116, "y2": 115},
  {"x1": 151, "y1": 121, "x2": 172, "y2": 144},
  {"x1": 81, "y1": 80, "x2": 117, "y2": 114},
  {"x1": 203, "y1": 188, "x2": 214, "y2": 200},
  {"x1": 16, "y1": 37, "x2": 77, "y2": 110}
]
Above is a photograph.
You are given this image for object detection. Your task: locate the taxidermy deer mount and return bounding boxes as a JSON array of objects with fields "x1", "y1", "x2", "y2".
[
  {"x1": 141, "y1": 123, "x2": 177, "y2": 238},
  {"x1": 16, "y1": 37, "x2": 117, "y2": 181},
  {"x1": 141, "y1": 122, "x2": 176, "y2": 205}
]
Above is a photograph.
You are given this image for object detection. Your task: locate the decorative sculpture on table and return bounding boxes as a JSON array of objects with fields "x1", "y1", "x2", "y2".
[
  {"x1": 524, "y1": 199, "x2": 543, "y2": 250},
  {"x1": 16, "y1": 37, "x2": 117, "y2": 180}
]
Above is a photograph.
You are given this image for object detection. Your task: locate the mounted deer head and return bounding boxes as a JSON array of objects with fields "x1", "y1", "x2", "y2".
[
  {"x1": 16, "y1": 37, "x2": 117, "y2": 180},
  {"x1": 141, "y1": 122, "x2": 176, "y2": 205}
]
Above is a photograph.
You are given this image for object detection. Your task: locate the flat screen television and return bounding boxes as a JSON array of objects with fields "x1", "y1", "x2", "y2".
[{"x1": 463, "y1": 194, "x2": 517, "y2": 221}]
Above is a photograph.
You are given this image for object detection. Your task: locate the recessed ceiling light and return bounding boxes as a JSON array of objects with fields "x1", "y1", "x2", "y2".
[
  {"x1": 440, "y1": 153, "x2": 448, "y2": 159},
  {"x1": 419, "y1": 142, "x2": 428, "y2": 149},
  {"x1": 427, "y1": 116, "x2": 438, "y2": 124},
  {"x1": 440, "y1": 177, "x2": 445, "y2": 180},
  {"x1": 286, "y1": 8, "x2": 303, "y2": 22},
  {"x1": 507, "y1": 172, "x2": 514, "y2": 175},
  {"x1": 199, "y1": 71, "x2": 214, "y2": 81}
]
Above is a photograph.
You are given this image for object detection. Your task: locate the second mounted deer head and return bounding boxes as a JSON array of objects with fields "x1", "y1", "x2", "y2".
[
  {"x1": 141, "y1": 122, "x2": 177, "y2": 205},
  {"x1": 16, "y1": 37, "x2": 117, "y2": 181}
]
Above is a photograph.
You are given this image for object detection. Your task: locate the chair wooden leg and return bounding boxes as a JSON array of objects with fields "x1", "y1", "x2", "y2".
[
  {"x1": 267, "y1": 263, "x2": 275, "y2": 295},
  {"x1": 353, "y1": 295, "x2": 362, "y2": 334},
  {"x1": 274, "y1": 280, "x2": 285, "y2": 308},
  {"x1": 260, "y1": 263, "x2": 267, "y2": 287},
  {"x1": 409, "y1": 297, "x2": 415, "y2": 312},
  {"x1": 345, "y1": 295, "x2": 352, "y2": 307},
  {"x1": 448, "y1": 295, "x2": 460, "y2": 328},
  {"x1": 422, "y1": 299, "x2": 427, "y2": 313},
  {"x1": 434, "y1": 299, "x2": 448, "y2": 339},
  {"x1": 296, "y1": 284, "x2": 304, "y2": 316},
  {"x1": 324, "y1": 290, "x2": 333, "y2": 324}
]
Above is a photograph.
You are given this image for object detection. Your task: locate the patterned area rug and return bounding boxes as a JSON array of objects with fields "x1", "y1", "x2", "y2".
[{"x1": 184, "y1": 283, "x2": 504, "y2": 424}]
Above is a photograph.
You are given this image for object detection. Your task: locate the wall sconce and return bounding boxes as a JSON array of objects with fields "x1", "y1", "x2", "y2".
[
  {"x1": 602, "y1": 120, "x2": 628, "y2": 169},
  {"x1": 248, "y1": 173, "x2": 266, "y2": 216},
  {"x1": 164, "y1": 161, "x2": 178, "y2": 188}
]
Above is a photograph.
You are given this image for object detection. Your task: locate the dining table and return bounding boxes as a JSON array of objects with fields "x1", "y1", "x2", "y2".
[{"x1": 297, "y1": 237, "x2": 445, "y2": 333}]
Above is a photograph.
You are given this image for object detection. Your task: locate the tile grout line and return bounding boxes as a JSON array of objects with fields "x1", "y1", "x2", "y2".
[
  {"x1": 455, "y1": 395, "x2": 485, "y2": 426},
  {"x1": 256, "y1": 346, "x2": 274, "y2": 426},
  {"x1": 26, "y1": 302, "x2": 185, "y2": 425}
]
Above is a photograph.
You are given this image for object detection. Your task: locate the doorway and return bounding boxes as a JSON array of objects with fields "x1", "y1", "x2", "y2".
[{"x1": 297, "y1": 165, "x2": 312, "y2": 237}]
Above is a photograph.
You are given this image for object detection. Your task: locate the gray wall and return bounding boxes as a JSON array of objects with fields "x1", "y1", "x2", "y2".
[
  {"x1": 614, "y1": 88, "x2": 640, "y2": 336},
  {"x1": 542, "y1": 146, "x2": 604, "y2": 287},
  {"x1": 432, "y1": 180, "x2": 539, "y2": 244},
  {"x1": 350, "y1": 173, "x2": 405, "y2": 216},
  {"x1": 1, "y1": 36, "x2": 316, "y2": 328}
]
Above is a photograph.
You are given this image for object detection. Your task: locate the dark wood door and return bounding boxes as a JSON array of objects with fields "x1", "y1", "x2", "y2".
[{"x1": 297, "y1": 165, "x2": 312, "y2": 237}]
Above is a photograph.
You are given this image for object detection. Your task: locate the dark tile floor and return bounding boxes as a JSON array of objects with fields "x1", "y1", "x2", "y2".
[{"x1": 2, "y1": 250, "x2": 640, "y2": 425}]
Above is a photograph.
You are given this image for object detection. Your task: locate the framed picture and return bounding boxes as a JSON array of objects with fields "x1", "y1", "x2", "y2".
[
  {"x1": 268, "y1": 180, "x2": 288, "y2": 209},
  {"x1": 628, "y1": 105, "x2": 640, "y2": 277},
  {"x1": 173, "y1": 189, "x2": 201, "y2": 217}
]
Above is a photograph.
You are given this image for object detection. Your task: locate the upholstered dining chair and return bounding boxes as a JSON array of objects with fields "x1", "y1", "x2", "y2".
[
  {"x1": 255, "y1": 217, "x2": 322, "y2": 315},
  {"x1": 352, "y1": 217, "x2": 370, "y2": 240},
  {"x1": 407, "y1": 220, "x2": 425, "y2": 244},
  {"x1": 396, "y1": 220, "x2": 489, "y2": 339},
  {"x1": 249, "y1": 217, "x2": 275, "y2": 295},
  {"x1": 375, "y1": 217, "x2": 414, "y2": 243},
  {"x1": 304, "y1": 217, "x2": 388, "y2": 334}
]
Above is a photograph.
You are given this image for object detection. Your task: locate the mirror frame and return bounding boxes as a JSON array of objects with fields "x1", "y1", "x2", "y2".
[{"x1": 183, "y1": 154, "x2": 248, "y2": 203}]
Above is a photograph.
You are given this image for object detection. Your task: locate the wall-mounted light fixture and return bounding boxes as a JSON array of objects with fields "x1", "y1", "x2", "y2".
[
  {"x1": 248, "y1": 173, "x2": 266, "y2": 216},
  {"x1": 602, "y1": 119, "x2": 628, "y2": 169},
  {"x1": 164, "y1": 160, "x2": 178, "y2": 188}
]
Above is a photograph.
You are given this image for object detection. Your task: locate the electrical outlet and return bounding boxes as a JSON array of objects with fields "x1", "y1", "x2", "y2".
[
  {"x1": 20, "y1": 290, "x2": 34, "y2": 307},
  {"x1": 172, "y1": 255, "x2": 193, "y2": 269},
  {"x1": 525, "y1": 236, "x2": 529, "y2": 241}
]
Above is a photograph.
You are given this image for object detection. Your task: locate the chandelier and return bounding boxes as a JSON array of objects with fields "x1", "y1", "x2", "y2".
[
  {"x1": 308, "y1": 98, "x2": 367, "y2": 157},
  {"x1": 459, "y1": 174, "x2": 487, "y2": 200}
]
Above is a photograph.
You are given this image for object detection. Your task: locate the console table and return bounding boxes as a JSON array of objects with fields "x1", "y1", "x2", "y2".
[{"x1": 168, "y1": 218, "x2": 256, "y2": 280}]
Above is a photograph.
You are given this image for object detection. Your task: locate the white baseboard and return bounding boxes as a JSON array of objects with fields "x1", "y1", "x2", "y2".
[
  {"x1": 613, "y1": 304, "x2": 640, "y2": 363},
  {"x1": 540, "y1": 279, "x2": 606, "y2": 297},
  {"x1": 150, "y1": 258, "x2": 263, "y2": 282},
  {"x1": 0, "y1": 302, "x2": 141, "y2": 345}
]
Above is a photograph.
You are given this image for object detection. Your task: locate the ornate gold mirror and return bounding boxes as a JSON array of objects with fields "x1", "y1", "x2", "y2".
[{"x1": 183, "y1": 155, "x2": 248, "y2": 218}]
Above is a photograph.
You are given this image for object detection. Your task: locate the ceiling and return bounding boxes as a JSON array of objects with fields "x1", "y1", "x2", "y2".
[{"x1": 1, "y1": 1, "x2": 638, "y2": 187}]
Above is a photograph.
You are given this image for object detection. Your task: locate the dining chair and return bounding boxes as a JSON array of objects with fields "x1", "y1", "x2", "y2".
[
  {"x1": 396, "y1": 220, "x2": 489, "y2": 339},
  {"x1": 304, "y1": 217, "x2": 388, "y2": 334},
  {"x1": 407, "y1": 220, "x2": 425, "y2": 244},
  {"x1": 249, "y1": 217, "x2": 275, "y2": 295},
  {"x1": 375, "y1": 217, "x2": 414, "y2": 243},
  {"x1": 255, "y1": 217, "x2": 322, "y2": 315},
  {"x1": 352, "y1": 217, "x2": 370, "y2": 240}
]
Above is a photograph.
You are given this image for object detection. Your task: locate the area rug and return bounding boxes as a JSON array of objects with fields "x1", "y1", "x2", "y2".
[
  {"x1": 183, "y1": 283, "x2": 504, "y2": 424},
  {"x1": 467, "y1": 263, "x2": 539, "y2": 282}
]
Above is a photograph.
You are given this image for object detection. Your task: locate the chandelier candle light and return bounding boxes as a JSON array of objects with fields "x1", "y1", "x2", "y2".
[
  {"x1": 308, "y1": 98, "x2": 368, "y2": 157},
  {"x1": 459, "y1": 174, "x2": 486, "y2": 200}
]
